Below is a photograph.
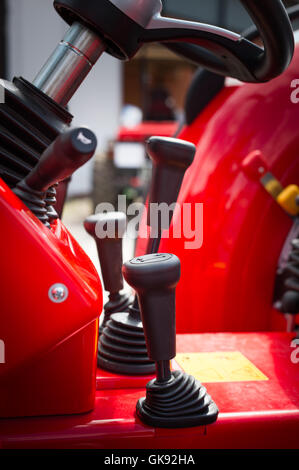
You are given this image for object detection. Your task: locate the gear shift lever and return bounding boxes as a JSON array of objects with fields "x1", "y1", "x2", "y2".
[
  {"x1": 84, "y1": 212, "x2": 131, "y2": 334},
  {"x1": 14, "y1": 127, "x2": 97, "y2": 227},
  {"x1": 85, "y1": 214, "x2": 155, "y2": 375},
  {"x1": 123, "y1": 253, "x2": 219, "y2": 428},
  {"x1": 96, "y1": 137, "x2": 195, "y2": 375},
  {"x1": 145, "y1": 136, "x2": 196, "y2": 252}
]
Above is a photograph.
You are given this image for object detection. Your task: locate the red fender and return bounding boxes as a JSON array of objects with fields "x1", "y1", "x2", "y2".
[
  {"x1": 0, "y1": 179, "x2": 103, "y2": 417},
  {"x1": 137, "y1": 45, "x2": 299, "y2": 334}
]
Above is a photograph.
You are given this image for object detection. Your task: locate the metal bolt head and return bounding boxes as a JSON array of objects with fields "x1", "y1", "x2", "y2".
[{"x1": 48, "y1": 284, "x2": 69, "y2": 303}]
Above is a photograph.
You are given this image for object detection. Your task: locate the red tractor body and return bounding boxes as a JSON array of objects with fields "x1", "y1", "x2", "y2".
[
  {"x1": 137, "y1": 44, "x2": 299, "y2": 334},
  {"x1": 117, "y1": 121, "x2": 178, "y2": 143},
  {"x1": 1, "y1": 4, "x2": 299, "y2": 450},
  {"x1": 0, "y1": 179, "x2": 102, "y2": 418},
  {"x1": 0, "y1": 332, "x2": 298, "y2": 449}
]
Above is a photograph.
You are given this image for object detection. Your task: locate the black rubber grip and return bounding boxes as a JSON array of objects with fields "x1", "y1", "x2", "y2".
[{"x1": 25, "y1": 127, "x2": 97, "y2": 192}]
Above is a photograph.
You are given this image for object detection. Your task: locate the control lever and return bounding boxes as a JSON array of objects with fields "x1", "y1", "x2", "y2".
[
  {"x1": 96, "y1": 137, "x2": 195, "y2": 375},
  {"x1": 123, "y1": 253, "x2": 219, "y2": 428},
  {"x1": 86, "y1": 213, "x2": 155, "y2": 375},
  {"x1": 84, "y1": 212, "x2": 131, "y2": 334},
  {"x1": 146, "y1": 136, "x2": 196, "y2": 252},
  {"x1": 130, "y1": 136, "x2": 195, "y2": 345},
  {"x1": 14, "y1": 128, "x2": 97, "y2": 227}
]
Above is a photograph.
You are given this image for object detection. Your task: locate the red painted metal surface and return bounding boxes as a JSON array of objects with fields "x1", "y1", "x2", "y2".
[
  {"x1": 0, "y1": 179, "x2": 103, "y2": 417},
  {"x1": 96, "y1": 368, "x2": 154, "y2": 391},
  {"x1": 1, "y1": 36, "x2": 298, "y2": 449},
  {"x1": 0, "y1": 333, "x2": 298, "y2": 449},
  {"x1": 136, "y1": 45, "x2": 299, "y2": 334},
  {"x1": 117, "y1": 121, "x2": 178, "y2": 142}
]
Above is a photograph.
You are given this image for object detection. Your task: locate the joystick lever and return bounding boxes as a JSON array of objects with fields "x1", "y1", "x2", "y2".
[
  {"x1": 123, "y1": 253, "x2": 219, "y2": 428},
  {"x1": 84, "y1": 212, "x2": 131, "y2": 332},
  {"x1": 123, "y1": 253, "x2": 179, "y2": 381},
  {"x1": 14, "y1": 128, "x2": 97, "y2": 226},
  {"x1": 19, "y1": 127, "x2": 97, "y2": 192},
  {"x1": 95, "y1": 136, "x2": 195, "y2": 375},
  {"x1": 146, "y1": 137, "x2": 196, "y2": 252},
  {"x1": 88, "y1": 212, "x2": 155, "y2": 375}
]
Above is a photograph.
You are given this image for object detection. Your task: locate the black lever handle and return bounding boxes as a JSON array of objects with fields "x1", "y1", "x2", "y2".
[
  {"x1": 123, "y1": 252, "x2": 219, "y2": 428},
  {"x1": 93, "y1": 216, "x2": 156, "y2": 375},
  {"x1": 146, "y1": 136, "x2": 195, "y2": 232},
  {"x1": 24, "y1": 127, "x2": 97, "y2": 192},
  {"x1": 123, "y1": 253, "x2": 181, "y2": 380},
  {"x1": 84, "y1": 212, "x2": 127, "y2": 295}
]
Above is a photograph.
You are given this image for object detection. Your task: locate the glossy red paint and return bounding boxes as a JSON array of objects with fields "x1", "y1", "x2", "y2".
[
  {"x1": 136, "y1": 45, "x2": 299, "y2": 334},
  {"x1": 0, "y1": 333, "x2": 298, "y2": 449},
  {"x1": 0, "y1": 179, "x2": 103, "y2": 417},
  {"x1": 1, "y1": 39, "x2": 298, "y2": 449},
  {"x1": 117, "y1": 121, "x2": 178, "y2": 142},
  {"x1": 96, "y1": 368, "x2": 154, "y2": 391}
]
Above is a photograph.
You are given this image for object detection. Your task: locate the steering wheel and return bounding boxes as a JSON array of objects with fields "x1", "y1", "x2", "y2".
[
  {"x1": 153, "y1": 0, "x2": 295, "y2": 83},
  {"x1": 243, "y1": 4, "x2": 299, "y2": 43},
  {"x1": 54, "y1": 0, "x2": 294, "y2": 83}
]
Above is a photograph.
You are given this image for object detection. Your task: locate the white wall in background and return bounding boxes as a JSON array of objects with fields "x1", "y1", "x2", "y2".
[
  {"x1": 69, "y1": 55, "x2": 123, "y2": 196},
  {"x1": 7, "y1": 0, "x2": 122, "y2": 196}
]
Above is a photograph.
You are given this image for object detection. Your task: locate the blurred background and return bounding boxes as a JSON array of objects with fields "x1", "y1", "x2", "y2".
[{"x1": 0, "y1": 0, "x2": 298, "y2": 273}]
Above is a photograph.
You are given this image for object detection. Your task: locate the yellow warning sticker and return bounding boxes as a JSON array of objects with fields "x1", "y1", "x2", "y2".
[{"x1": 174, "y1": 351, "x2": 268, "y2": 383}]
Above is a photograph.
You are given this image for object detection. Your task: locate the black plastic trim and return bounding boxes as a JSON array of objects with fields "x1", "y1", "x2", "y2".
[{"x1": 54, "y1": 0, "x2": 145, "y2": 60}]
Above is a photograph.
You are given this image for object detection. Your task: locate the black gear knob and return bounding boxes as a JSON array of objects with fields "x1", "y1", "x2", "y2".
[
  {"x1": 123, "y1": 253, "x2": 180, "y2": 366},
  {"x1": 123, "y1": 253, "x2": 219, "y2": 428},
  {"x1": 23, "y1": 127, "x2": 97, "y2": 193},
  {"x1": 14, "y1": 127, "x2": 97, "y2": 227},
  {"x1": 84, "y1": 211, "x2": 127, "y2": 295},
  {"x1": 146, "y1": 137, "x2": 196, "y2": 231},
  {"x1": 92, "y1": 214, "x2": 156, "y2": 375}
]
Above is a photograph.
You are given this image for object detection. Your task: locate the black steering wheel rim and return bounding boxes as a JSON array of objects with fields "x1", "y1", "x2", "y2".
[
  {"x1": 54, "y1": 0, "x2": 294, "y2": 83},
  {"x1": 243, "y1": 4, "x2": 299, "y2": 42},
  {"x1": 159, "y1": 0, "x2": 294, "y2": 83}
]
